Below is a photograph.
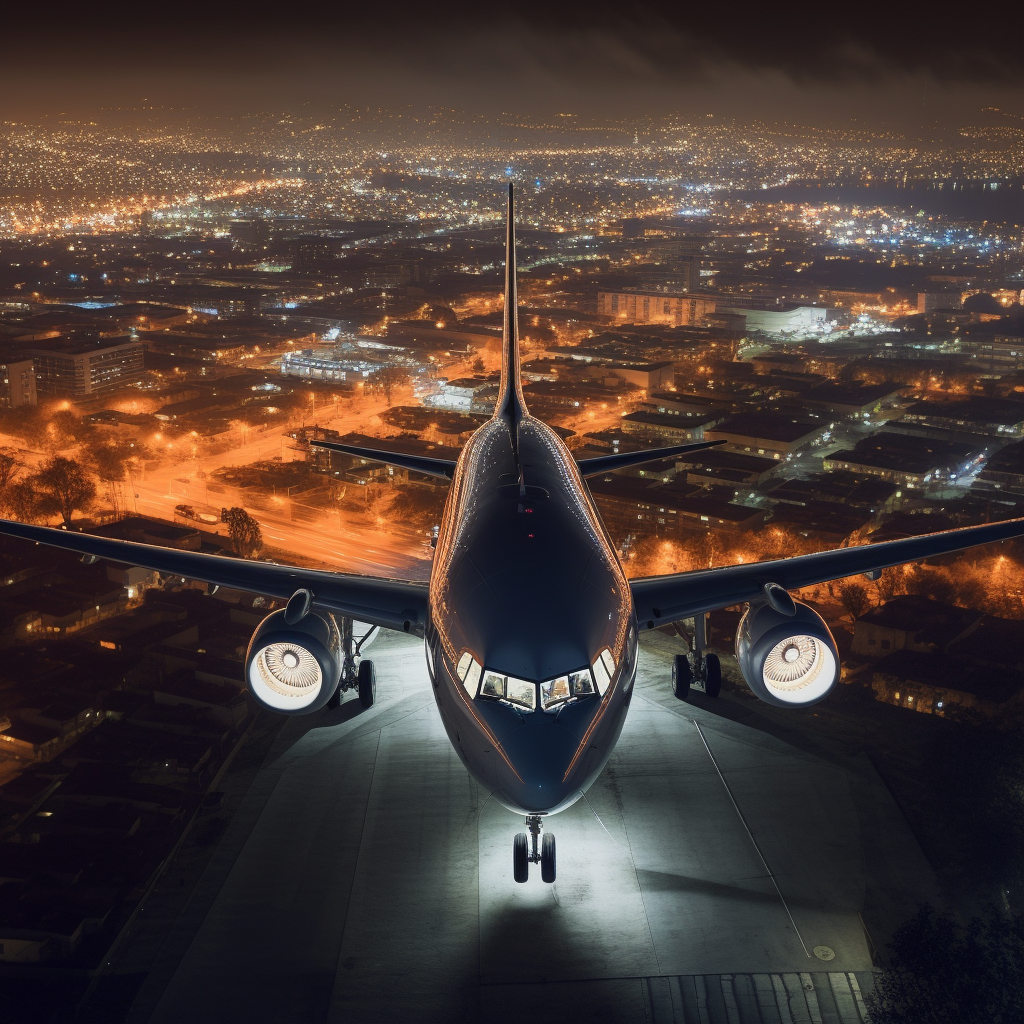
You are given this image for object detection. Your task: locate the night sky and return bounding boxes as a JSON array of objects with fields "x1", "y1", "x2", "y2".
[{"x1": 3, "y1": 1, "x2": 1023, "y2": 123}]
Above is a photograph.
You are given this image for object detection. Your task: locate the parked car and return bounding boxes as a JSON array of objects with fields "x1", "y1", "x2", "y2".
[{"x1": 175, "y1": 504, "x2": 220, "y2": 525}]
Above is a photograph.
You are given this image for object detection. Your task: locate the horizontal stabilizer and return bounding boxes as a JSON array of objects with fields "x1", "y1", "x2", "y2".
[
  {"x1": 310, "y1": 439, "x2": 457, "y2": 480},
  {"x1": 576, "y1": 440, "x2": 726, "y2": 478}
]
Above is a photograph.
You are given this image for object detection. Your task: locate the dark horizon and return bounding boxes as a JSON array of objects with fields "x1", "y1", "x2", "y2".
[{"x1": 3, "y1": 2, "x2": 1024, "y2": 126}]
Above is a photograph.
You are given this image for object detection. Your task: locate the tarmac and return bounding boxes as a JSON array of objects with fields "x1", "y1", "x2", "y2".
[{"x1": 107, "y1": 629, "x2": 938, "y2": 1024}]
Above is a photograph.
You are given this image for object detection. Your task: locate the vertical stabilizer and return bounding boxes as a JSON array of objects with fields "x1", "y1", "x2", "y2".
[{"x1": 495, "y1": 184, "x2": 528, "y2": 421}]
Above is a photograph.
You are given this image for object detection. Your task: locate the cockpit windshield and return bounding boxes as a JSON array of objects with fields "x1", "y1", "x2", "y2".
[
  {"x1": 539, "y1": 668, "x2": 598, "y2": 709},
  {"x1": 480, "y1": 671, "x2": 536, "y2": 710},
  {"x1": 455, "y1": 649, "x2": 614, "y2": 713}
]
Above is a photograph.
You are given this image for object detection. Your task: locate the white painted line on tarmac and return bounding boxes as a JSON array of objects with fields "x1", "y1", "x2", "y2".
[{"x1": 693, "y1": 719, "x2": 811, "y2": 959}]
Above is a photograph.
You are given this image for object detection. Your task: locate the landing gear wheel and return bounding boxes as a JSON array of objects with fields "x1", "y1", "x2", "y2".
[
  {"x1": 704, "y1": 653, "x2": 722, "y2": 698},
  {"x1": 541, "y1": 833, "x2": 556, "y2": 883},
  {"x1": 357, "y1": 659, "x2": 376, "y2": 709},
  {"x1": 513, "y1": 833, "x2": 529, "y2": 883},
  {"x1": 326, "y1": 683, "x2": 342, "y2": 709},
  {"x1": 672, "y1": 654, "x2": 692, "y2": 701}
]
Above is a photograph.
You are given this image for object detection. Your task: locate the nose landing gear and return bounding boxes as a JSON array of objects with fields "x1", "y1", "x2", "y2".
[{"x1": 513, "y1": 815, "x2": 556, "y2": 883}]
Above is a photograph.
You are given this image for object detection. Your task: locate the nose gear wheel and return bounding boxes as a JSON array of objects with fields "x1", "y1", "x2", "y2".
[{"x1": 513, "y1": 815, "x2": 556, "y2": 883}]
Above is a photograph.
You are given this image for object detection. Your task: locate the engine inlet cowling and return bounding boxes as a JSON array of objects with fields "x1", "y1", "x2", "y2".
[
  {"x1": 735, "y1": 598, "x2": 839, "y2": 708},
  {"x1": 245, "y1": 608, "x2": 342, "y2": 715}
]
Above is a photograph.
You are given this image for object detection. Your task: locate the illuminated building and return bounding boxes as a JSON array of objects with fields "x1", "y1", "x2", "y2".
[
  {"x1": 597, "y1": 289, "x2": 717, "y2": 326},
  {"x1": 23, "y1": 336, "x2": 144, "y2": 397},
  {"x1": 716, "y1": 303, "x2": 828, "y2": 334},
  {"x1": 0, "y1": 358, "x2": 37, "y2": 407}
]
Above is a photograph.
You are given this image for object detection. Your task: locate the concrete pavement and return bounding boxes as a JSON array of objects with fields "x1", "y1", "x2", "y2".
[{"x1": 115, "y1": 629, "x2": 935, "y2": 1023}]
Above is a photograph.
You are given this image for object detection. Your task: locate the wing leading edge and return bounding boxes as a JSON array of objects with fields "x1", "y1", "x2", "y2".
[
  {"x1": 0, "y1": 518, "x2": 428, "y2": 634},
  {"x1": 630, "y1": 516, "x2": 1024, "y2": 627}
]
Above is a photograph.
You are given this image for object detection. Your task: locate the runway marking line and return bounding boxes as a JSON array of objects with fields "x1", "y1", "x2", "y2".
[{"x1": 692, "y1": 720, "x2": 812, "y2": 960}]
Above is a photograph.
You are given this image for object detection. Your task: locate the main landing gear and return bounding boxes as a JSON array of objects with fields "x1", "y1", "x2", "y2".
[
  {"x1": 327, "y1": 617, "x2": 379, "y2": 710},
  {"x1": 672, "y1": 612, "x2": 721, "y2": 702},
  {"x1": 514, "y1": 815, "x2": 556, "y2": 883}
]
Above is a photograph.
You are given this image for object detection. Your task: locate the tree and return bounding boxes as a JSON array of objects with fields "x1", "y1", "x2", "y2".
[
  {"x1": 1, "y1": 480, "x2": 42, "y2": 522},
  {"x1": 871, "y1": 565, "x2": 904, "y2": 605},
  {"x1": 368, "y1": 364, "x2": 411, "y2": 405},
  {"x1": 837, "y1": 580, "x2": 871, "y2": 622},
  {"x1": 962, "y1": 292, "x2": 1002, "y2": 315},
  {"x1": 86, "y1": 438, "x2": 144, "y2": 515},
  {"x1": 867, "y1": 905, "x2": 1024, "y2": 1023},
  {"x1": 45, "y1": 408, "x2": 93, "y2": 451},
  {"x1": 926, "y1": 722, "x2": 1024, "y2": 898},
  {"x1": 221, "y1": 507, "x2": 263, "y2": 559},
  {"x1": 425, "y1": 304, "x2": 458, "y2": 327},
  {"x1": 0, "y1": 447, "x2": 22, "y2": 489},
  {"x1": 32, "y1": 456, "x2": 96, "y2": 525}
]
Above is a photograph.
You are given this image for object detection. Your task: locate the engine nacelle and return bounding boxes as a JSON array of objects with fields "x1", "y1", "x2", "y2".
[
  {"x1": 245, "y1": 608, "x2": 342, "y2": 715},
  {"x1": 735, "y1": 598, "x2": 839, "y2": 708}
]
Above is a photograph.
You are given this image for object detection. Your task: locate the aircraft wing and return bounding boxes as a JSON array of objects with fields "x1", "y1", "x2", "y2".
[
  {"x1": 0, "y1": 518, "x2": 428, "y2": 634},
  {"x1": 310, "y1": 439, "x2": 457, "y2": 480},
  {"x1": 630, "y1": 516, "x2": 1024, "y2": 627},
  {"x1": 576, "y1": 440, "x2": 726, "y2": 478}
]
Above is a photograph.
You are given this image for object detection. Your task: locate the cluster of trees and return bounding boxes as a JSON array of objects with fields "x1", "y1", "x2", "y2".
[
  {"x1": 0, "y1": 400, "x2": 156, "y2": 525},
  {"x1": 926, "y1": 718, "x2": 1024, "y2": 903},
  {"x1": 624, "y1": 526, "x2": 825, "y2": 579},
  {"x1": 366, "y1": 365, "x2": 412, "y2": 406},
  {"x1": 0, "y1": 406, "x2": 94, "y2": 452},
  {"x1": 0, "y1": 450, "x2": 97, "y2": 525},
  {"x1": 835, "y1": 554, "x2": 1024, "y2": 623},
  {"x1": 868, "y1": 905, "x2": 1023, "y2": 1023},
  {"x1": 624, "y1": 527, "x2": 1024, "y2": 623},
  {"x1": 220, "y1": 507, "x2": 263, "y2": 559}
]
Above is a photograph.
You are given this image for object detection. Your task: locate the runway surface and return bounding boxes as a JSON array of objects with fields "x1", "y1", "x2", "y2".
[{"x1": 112, "y1": 630, "x2": 936, "y2": 1023}]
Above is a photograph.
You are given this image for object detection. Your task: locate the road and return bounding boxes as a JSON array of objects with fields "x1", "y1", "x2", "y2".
[{"x1": 3, "y1": 400, "x2": 435, "y2": 581}]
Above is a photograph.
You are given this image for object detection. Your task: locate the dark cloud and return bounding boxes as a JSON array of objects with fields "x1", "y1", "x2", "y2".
[{"x1": 3, "y1": 2, "x2": 1023, "y2": 122}]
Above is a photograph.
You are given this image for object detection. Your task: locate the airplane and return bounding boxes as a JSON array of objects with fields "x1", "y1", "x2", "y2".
[{"x1": 2, "y1": 184, "x2": 1024, "y2": 884}]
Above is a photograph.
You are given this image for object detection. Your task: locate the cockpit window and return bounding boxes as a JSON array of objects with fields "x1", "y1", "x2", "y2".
[
  {"x1": 570, "y1": 669, "x2": 595, "y2": 697},
  {"x1": 481, "y1": 671, "x2": 504, "y2": 699},
  {"x1": 540, "y1": 675, "x2": 570, "y2": 709},
  {"x1": 505, "y1": 676, "x2": 536, "y2": 710},
  {"x1": 457, "y1": 652, "x2": 483, "y2": 698},
  {"x1": 591, "y1": 650, "x2": 614, "y2": 694},
  {"x1": 600, "y1": 649, "x2": 616, "y2": 678}
]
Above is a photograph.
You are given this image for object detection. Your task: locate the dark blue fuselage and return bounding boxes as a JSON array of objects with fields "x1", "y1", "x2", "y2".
[{"x1": 425, "y1": 413, "x2": 637, "y2": 816}]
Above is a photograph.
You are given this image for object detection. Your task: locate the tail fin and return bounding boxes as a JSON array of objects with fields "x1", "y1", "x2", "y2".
[{"x1": 495, "y1": 184, "x2": 527, "y2": 421}]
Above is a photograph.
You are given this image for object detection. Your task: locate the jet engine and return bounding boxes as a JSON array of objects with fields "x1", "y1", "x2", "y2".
[
  {"x1": 245, "y1": 607, "x2": 342, "y2": 715},
  {"x1": 735, "y1": 587, "x2": 839, "y2": 708}
]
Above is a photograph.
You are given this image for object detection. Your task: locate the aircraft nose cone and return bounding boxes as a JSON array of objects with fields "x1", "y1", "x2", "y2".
[{"x1": 498, "y1": 716, "x2": 585, "y2": 814}]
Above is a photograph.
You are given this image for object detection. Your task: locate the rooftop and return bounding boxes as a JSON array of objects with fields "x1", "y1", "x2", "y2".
[{"x1": 710, "y1": 413, "x2": 822, "y2": 444}]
